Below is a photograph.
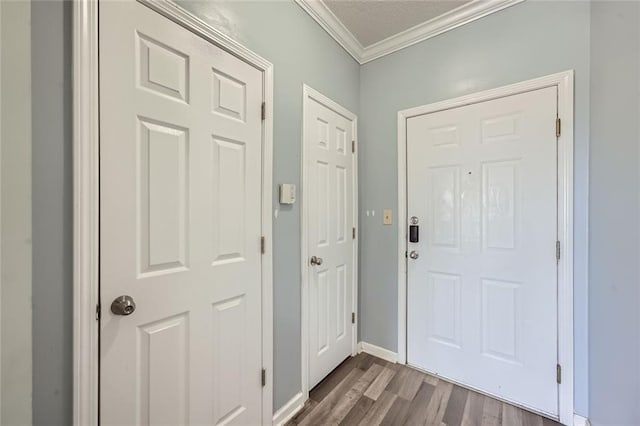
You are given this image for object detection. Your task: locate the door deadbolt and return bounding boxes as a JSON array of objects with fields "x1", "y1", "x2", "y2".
[
  {"x1": 409, "y1": 250, "x2": 419, "y2": 260},
  {"x1": 111, "y1": 295, "x2": 136, "y2": 316}
]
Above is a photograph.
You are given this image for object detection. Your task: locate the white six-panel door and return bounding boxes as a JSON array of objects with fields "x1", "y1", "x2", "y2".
[
  {"x1": 99, "y1": 2, "x2": 264, "y2": 424},
  {"x1": 304, "y1": 90, "x2": 356, "y2": 389},
  {"x1": 407, "y1": 87, "x2": 559, "y2": 416}
]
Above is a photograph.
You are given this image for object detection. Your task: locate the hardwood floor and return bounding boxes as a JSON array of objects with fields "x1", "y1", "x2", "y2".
[{"x1": 286, "y1": 353, "x2": 560, "y2": 426}]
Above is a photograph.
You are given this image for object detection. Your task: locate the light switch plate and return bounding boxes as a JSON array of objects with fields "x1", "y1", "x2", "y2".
[
  {"x1": 279, "y1": 184, "x2": 296, "y2": 204},
  {"x1": 383, "y1": 209, "x2": 392, "y2": 225}
]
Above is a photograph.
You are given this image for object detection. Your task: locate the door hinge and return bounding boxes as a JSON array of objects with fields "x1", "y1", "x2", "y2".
[
  {"x1": 261, "y1": 368, "x2": 266, "y2": 387},
  {"x1": 556, "y1": 117, "x2": 561, "y2": 137},
  {"x1": 352, "y1": 227, "x2": 356, "y2": 239},
  {"x1": 261, "y1": 236, "x2": 266, "y2": 254},
  {"x1": 261, "y1": 102, "x2": 266, "y2": 121},
  {"x1": 556, "y1": 240, "x2": 561, "y2": 261},
  {"x1": 557, "y1": 364, "x2": 562, "y2": 384},
  {"x1": 352, "y1": 312, "x2": 356, "y2": 324},
  {"x1": 96, "y1": 303, "x2": 101, "y2": 321},
  {"x1": 352, "y1": 140, "x2": 355, "y2": 153}
]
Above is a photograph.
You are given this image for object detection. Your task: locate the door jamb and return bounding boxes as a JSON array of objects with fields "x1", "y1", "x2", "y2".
[
  {"x1": 396, "y1": 70, "x2": 574, "y2": 425},
  {"x1": 72, "y1": 1, "x2": 274, "y2": 424},
  {"x1": 300, "y1": 85, "x2": 358, "y2": 400}
]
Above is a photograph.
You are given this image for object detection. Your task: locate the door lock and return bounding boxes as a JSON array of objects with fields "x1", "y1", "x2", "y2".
[
  {"x1": 111, "y1": 295, "x2": 136, "y2": 316},
  {"x1": 409, "y1": 250, "x2": 419, "y2": 260}
]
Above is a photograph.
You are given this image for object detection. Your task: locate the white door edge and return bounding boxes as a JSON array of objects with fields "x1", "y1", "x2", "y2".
[
  {"x1": 396, "y1": 70, "x2": 575, "y2": 425},
  {"x1": 300, "y1": 84, "x2": 358, "y2": 400},
  {"x1": 72, "y1": 1, "x2": 274, "y2": 424}
]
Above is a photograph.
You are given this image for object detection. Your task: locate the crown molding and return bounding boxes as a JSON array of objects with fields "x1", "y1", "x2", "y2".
[
  {"x1": 294, "y1": 0, "x2": 364, "y2": 61},
  {"x1": 295, "y1": 0, "x2": 524, "y2": 64}
]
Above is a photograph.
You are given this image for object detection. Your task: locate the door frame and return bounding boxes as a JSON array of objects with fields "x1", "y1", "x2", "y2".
[
  {"x1": 396, "y1": 71, "x2": 574, "y2": 424},
  {"x1": 300, "y1": 85, "x2": 358, "y2": 399},
  {"x1": 72, "y1": 1, "x2": 274, "y2": 424}
]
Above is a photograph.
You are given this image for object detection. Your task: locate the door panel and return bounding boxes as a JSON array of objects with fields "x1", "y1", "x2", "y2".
[
  {"x1": 407, "y1": 87, "x2": 558, "y2": 416},
  {"x1": 305, "y1": 95, "x2": 355, "y2": 389},
  {"x1": 99, "y1": 2, "x2": 264, "y2": 424}
]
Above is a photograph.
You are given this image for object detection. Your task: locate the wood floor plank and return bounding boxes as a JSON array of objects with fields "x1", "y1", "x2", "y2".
[
  {"x1": 423, "y1": 372, "x2": 439, "y2": 386},
  {"x1": 461, "y1": 391, "x2": 485, "y2": 426},
  {"x1": 299, "y1": 353, "x2": 561, "y2": 426},
  {"x1": 339, "y1": 395, "x2": 375, "y2": 425},
  {"x1": 521, "y1": 410, "x2": 543, "y2": 426},
  {"x1": 397, "y1": 368, "x2": 426, "y2": 401},
  {"x1": 380, "y1": 394, "x2": 412, "y2": 425},
  {"x1": 364, "y1": 367, "x2": 396, "y2": 400},
  {"x1": 424, "y1": 379, "x2": 454, "y2": 425},
  {"x1": 442, "y1": 385, "x2": 469, "y2": 426},
  {"x1": 359, "y1": 391, "x2": 398, "y2": 426},
  {"x1": 310, "y1": 356, "x2": 358, "y2": 403},
  {"x1": 324, "y1": 364, "x2": 384, "y2": 424},
  {"x1": 285, "y1": 399, "x2": 318, "y2": 425},
  {"x1": 403, "y1": 381, "x2": 437, "y2": 425},
  {"x1": 385, "y1": 363, "x2": 409, "y2": 395},
  {"x1": 481, "y1": 396, "x2": 503, "y2": 426},
  {"x1": 299, "y1": 368, "x2": 365, "y2": 426},
  {"x1": 502, "y1": 402, "x2": 523, "y2": 426}
]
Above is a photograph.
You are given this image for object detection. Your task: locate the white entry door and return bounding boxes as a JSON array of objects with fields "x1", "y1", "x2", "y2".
[
  {"x1": 99, "y1": 2, "x2": 264, "y2": 424},
  {"x1": 303, "y1": 88, "x2": 356, "y2": 389},
  {"x1": 407, "y1": 87, "x2": 559, "y2": 416}
]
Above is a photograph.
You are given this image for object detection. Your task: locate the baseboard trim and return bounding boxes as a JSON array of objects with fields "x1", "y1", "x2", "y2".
[
  {"x1": 573, "y1": 414, "x2": 590, "y2": 426},
  {"x1": 358, "y1": 341, "x2": 398, "y2": 363},
  {"x1": 272, "y1": 392, "x2": 305, "y2": 426}
]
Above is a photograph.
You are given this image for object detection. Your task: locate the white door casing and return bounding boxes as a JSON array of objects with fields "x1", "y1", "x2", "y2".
[
  {"x1": 302, "y1": 86, "x2": 358, "y2": 391},
  {"x1": 99, "y1": 2, "x2": 267, "y2": 424},
  {"x1": 406, "y1": 87, "x2": 559, "y2": 416}
]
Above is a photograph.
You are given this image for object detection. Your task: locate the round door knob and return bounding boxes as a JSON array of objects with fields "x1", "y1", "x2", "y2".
[
  {"x1": 111, "y1": 295, "x2": 136, "y2": 316},
  {"x1": 310, "y1": 256, "x2": 323, "y2": 266},
  {"x1": 409, "y1": 250, "x2": 419, "y2": 260}
]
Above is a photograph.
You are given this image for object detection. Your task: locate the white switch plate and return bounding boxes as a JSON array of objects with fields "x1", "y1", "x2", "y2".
[
  {"x1": 383, "y1": 209, "x2": 392, "y2": 225},
  {"x1": 279, "y1": 184, "x2": 296, "y2": 204}
]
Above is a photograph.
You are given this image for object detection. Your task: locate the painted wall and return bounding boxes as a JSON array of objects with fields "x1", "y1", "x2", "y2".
[
  {"x1": 589, "y1": 2, "x2": 640, "y2": 425},
  {"x1": 31, "y1": 1, "x2": 73, "y2": 425},
  {"x1": 174, "y1": 0, "x2": 361, "y2": 411},
  {"x1": 1, "y1": 1, "x2": 32, "y2": 424},
  {"x1": 358, "y1": 0, "x2": 591, "y2": 416}
]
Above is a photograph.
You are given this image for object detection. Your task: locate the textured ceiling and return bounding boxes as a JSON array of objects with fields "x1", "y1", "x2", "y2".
[{"x1": 324, "y1": 0, "x2": 471, "y2": 47}]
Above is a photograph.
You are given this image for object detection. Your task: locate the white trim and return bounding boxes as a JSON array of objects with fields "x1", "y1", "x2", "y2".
[
  {"x1": 294, "y1": 0, "x2": 363, "y2": 63},
  {"x1": 72, "y1": 0, "x2": 100, "y2": 424},
  {"x1": 300, "y1": 85, "x2": 358, "y2": 401},
  {"x1": 73, "y1": 1, "x2": 274, "y2": 424},
  {"x1": 295, "y1": 0, "x2": 523, "y2": 64},
  {"x1": 272, "y1": 392, "x2": 305, "y2": 426},
  {"x1": 573, "y1": 414, "x2": 590, "y2": 426},
  {"x1": 396, "y1": 71, "x2": 575, "y2": 425},
  {"x1": 358, "y1": 342, "x2": 398, "y2": 364}
]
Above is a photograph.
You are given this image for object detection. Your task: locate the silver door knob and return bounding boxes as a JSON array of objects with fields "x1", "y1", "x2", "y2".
[
  {"x1": 409, "y1": 250, "x2": 419, "y2": 260},
  {"x1": 310, "y1": 256, "x2": 323, "y2": 266},
  {"x1": 111, "y1": 295, "x2": 136, "y2": 316}
]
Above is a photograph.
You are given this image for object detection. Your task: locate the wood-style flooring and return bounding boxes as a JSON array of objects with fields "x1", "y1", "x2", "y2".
[{"x1": 286, "y1": 353, "x2": 560, "y2": 426}]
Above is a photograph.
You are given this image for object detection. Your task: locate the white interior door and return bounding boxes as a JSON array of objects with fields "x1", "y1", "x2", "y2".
[
  {"x1": 99, "y1": 2, "x2": 264, "y2": 424},
  {"x1": 407, "y1": 87, "x2": 559, "y2": 416},
  {"x1": 304, "y1": 92, "x2": 356, "y2": 389}
]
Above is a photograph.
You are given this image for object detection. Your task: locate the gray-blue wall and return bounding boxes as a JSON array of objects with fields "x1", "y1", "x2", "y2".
[
  {"x1": 32, "y1": 1, "x2": 73, "y2": 425},
  {"x1": 28, "y1": 1, "x2": 640, "y2": 424},
  {"x1": 589, "y1": 2, "x2": 640, "y2": 425},
  {"x1": 176, "y1": 0, "x2": 360, "y2": 411},
  {"x1": 359, "y1": 0, "x2": 591, "y2": 416}
]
